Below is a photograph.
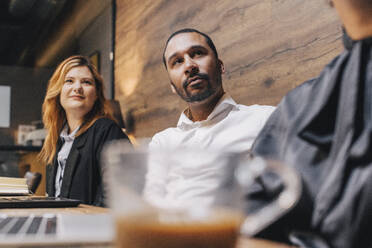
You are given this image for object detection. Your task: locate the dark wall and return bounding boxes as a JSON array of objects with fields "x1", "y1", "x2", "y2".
[
  {"x1": 0, "y1": 66, "x2": 52, "y2": 177},
  {"x1": 79, "y1": 4, "x2": 113, "y2": 99},
  {"x1": 0, "y1": 66, "x2": 53, "y2": 145}
]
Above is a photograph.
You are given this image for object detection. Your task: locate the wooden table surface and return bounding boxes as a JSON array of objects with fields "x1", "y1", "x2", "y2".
[
  {"x1": 237, "y1": 238, "x2": 294, "y2": 248},
  {"x1": 0, "y1": 204, "x2": 293, "y2": 248}
]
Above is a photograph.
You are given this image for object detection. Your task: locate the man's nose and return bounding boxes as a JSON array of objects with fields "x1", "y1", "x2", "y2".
[{"x1": 184, "y1": 56, "x2": 198, "y2": 75}]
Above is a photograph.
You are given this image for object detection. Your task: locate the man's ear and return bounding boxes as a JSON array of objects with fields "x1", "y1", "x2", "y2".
[
  {"x1": 218, "y1": 59, "x2": 225, "y2": 74},
  {"x1": 170, "y1": 83, "x2": 177, "y2": 94}
]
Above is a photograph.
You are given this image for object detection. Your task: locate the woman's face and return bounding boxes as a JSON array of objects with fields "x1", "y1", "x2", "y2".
[{"x1": 60, "y1": 66, "x2": 97, "y2": 119}]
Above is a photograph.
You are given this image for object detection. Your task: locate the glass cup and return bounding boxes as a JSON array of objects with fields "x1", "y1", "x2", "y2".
[{"x1": 103, "y1": 141, "x2": 300, "y2": 248}]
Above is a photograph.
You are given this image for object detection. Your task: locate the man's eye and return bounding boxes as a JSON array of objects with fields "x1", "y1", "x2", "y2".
[
  {"x1": 193, "y1": 50, "x2": 204, "y2": 57},
  {"x1": 173, "y1": 58, "x2": 183, "y2": 66}
]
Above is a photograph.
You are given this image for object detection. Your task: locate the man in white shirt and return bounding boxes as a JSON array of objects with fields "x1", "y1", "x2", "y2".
[{"x1": 144, "y1": 28, "x2": 274, "y2": 207}]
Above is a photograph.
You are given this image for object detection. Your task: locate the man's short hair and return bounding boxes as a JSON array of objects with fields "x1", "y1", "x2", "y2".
[{"x1": 162, "y1": 28, "x2": 219, "y2": 68}]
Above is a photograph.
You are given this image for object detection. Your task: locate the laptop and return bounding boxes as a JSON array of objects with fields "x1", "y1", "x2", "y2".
[
  {"x1": 0, "y1": 196, "x2": 81, "y2": 208},
  {"x1": 0, "y1": 213, "x2": 114, "y2": 246}
]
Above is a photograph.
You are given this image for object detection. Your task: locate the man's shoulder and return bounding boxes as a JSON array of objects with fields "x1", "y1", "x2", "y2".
[
  {"x1": 235, "y1": 103, "x2": 276, "y2": 117},
  {"x1": 237, "y1": 104, "x2": 275, "y2": 111},
  {"x1": 152, "y1": 126, "x2": 179, "y2": 139},
  {"x1": 149, "y1": 126, "x2": 183, "y2": 147}
]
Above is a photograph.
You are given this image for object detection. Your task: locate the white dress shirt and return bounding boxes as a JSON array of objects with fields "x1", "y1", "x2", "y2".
[
  {"x1": 144, "y1": 94, "x2": 275, "y2": 208},
  {"x1": 54, "y1": 125, "x2": 80, "y2": 197}
]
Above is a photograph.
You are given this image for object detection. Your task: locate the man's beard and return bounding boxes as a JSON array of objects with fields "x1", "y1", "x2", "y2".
[{"x1": 171, "y1": 73, "x2": 217, "y2": 103}]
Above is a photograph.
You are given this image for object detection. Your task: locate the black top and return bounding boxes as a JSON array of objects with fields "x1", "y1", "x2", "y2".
[
  {"x1": 46, "y1": 118, "x2": 130, "y2": 207},
  {"x1": 252, "y1": 37, "x2": 372, "y2": 248}
]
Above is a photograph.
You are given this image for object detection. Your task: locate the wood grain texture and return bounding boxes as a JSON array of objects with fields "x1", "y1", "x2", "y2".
[
  {"x1": 237, "y1": 238, "x2": 294, "y2": 248},
  {"x1": 115, "y1": 0, "x2": 343, "y2": 137}
]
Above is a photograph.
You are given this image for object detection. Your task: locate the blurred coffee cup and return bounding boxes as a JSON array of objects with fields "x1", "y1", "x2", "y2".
[{"x1": 103, "y1": 141, "x2": 300, "y2": 248}]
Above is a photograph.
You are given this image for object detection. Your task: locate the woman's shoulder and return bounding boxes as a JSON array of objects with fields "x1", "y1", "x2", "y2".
[
  {"x1": 92, "y1": 117, "x2": 119, "y2": 128},
  {"x1": 87, "y1": 117, "x2": 128, "y2": 139},
  {"x1": 88, "y1": 117, "x2": 124, "y2": 133},
  {"x1": 92, "y1": 117, "x2": 129, "y2": 141}
]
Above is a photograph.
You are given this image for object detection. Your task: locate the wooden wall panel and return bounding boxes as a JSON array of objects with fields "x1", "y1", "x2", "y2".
[{"x1": 115, "y1": 0, "x2": 343, "y2": 138}]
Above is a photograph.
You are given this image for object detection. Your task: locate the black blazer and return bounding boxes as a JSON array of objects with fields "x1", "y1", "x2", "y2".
[{"x1": 46, "y1": 118, "x2": 129, "y2": 206}]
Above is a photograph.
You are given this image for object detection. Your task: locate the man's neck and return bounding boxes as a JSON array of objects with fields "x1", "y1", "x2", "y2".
[{"x1": 187, "y1": 92, "x2": 224, "y2": 122}]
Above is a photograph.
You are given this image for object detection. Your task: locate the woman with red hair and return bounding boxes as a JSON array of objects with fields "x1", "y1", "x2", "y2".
[{"x1": 40, "y1": 55, "x2": 129, "y2": 206}]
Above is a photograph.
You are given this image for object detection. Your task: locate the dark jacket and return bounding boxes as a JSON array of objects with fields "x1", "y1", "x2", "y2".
[
  {"x1": 251, "y1": 37, "x2": 372, "y2": 248},
  {"x1": 46, "y1": 118, "x2": 129, "y2": 207}
]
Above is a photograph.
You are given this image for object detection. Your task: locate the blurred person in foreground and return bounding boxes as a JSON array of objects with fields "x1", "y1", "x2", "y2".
[
  {"x1": 251, "y1": 0, "x2": 372, "y2": 247},
  {"x1": 144, "y1": 28, "x2": 275, "y2": 208},
  {"x1": 39, "y1": 55, "x2": 129, "y2": 206}
]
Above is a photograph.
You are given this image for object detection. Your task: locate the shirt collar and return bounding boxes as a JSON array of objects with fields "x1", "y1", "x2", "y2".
[
  {"x1": 60, "y1": 124, "x2": 80, "y2": 142},
  {"x1": 177, "y1": 93, "x2": 238, "y2": 129}
]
